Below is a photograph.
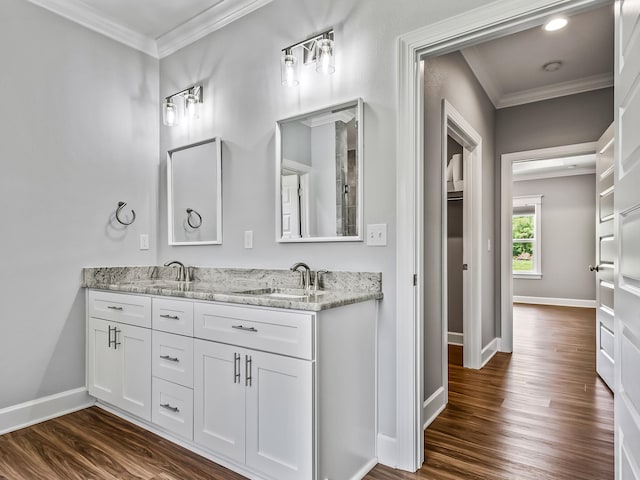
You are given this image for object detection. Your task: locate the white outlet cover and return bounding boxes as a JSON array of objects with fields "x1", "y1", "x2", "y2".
[
  {"x1": 367, "y1": 224, "x2": 387, "y2": 246},
  {"x1": 244, "y1": 230, "x2": 253, "y2": 249}
]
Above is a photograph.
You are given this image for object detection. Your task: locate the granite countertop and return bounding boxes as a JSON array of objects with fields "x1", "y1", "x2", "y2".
[{"x1": 82, "y1": 267, "x2": 383, "y2": 312}]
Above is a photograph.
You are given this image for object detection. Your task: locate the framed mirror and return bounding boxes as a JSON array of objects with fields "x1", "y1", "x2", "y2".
[
  {"x1": 276, "y1": 98, "x2": 363, "y2": 242},
  {"x1": 167, "y1": 137, "x2": 222, "y2": 245}
]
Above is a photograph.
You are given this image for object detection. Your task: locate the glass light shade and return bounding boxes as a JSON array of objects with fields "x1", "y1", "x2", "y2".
[
  {"x1": 315, "y1": 38, "x2": 335, "y2": 75},
  {"x1": 543, "y1": 17, "x2": 568, "y2": 31},
  {"x1": 184, "y1": 93, "x2": 200, "y2": 120},
  {"x1": 281, "y1": 52, "x2": 299, "y2": 87},
  {"x1": 163, "y1": 100, "x2": 177, "y2": 126}
]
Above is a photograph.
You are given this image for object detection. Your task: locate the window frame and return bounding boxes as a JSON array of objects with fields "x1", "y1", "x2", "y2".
[{"x1": 512, "y1": 194, "x2": 543, "y2": 280}]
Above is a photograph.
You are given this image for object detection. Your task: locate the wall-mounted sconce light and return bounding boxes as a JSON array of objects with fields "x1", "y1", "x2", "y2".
[
  {"x1": 162, "y1": 84, "x2": 204, "y2": 127},
  {"x1": 280, "y1": 29, "x2": 334, "y2": 87}
]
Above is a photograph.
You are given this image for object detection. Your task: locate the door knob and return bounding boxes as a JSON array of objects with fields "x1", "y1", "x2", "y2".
[{"x1": 589, "y1": 265, "x2": 600, "y2": 272}]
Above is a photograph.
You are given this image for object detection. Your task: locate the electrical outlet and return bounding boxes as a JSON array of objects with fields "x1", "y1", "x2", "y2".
[
  {"x1": 139, "y1": 234, "x2": 149, "y2": 250},
  {"x1": 366, "y1": 224, "x2": 387, "y2": 246},
  {"x1": 244, "y1": 230, "x2": 253, "y2": 249}
]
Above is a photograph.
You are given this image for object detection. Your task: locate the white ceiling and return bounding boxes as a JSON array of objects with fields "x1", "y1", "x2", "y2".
[
  {"x1": 27, "y1": 0, "x2": 273, "y2": 58},
  {"x1": 513, "y1": 154, "x2": 596, "y2": 181},
  {"x1": 461, "y1": 5, "x2": 614, "y2": 108}
]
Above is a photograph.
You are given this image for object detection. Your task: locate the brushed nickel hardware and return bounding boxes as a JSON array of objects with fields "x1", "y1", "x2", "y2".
[
  {"x1": 314, "y1": 270, "x2": 328, "y2": 291},
  {"x1": 589, "y1": 265, "x2": 600, "y2": 272},
  {"x1": 160, "y1": 355, "x2": 179, "y2": 362},
  {"x1": 115, "y1": 201, "x2": 136, "y2": 226},
  {"x1": 234, "y1": 353, "x2": 241, "y2": 384},
  {"x1": 160, "y1": 314, "x2": 180, "y2": 320},
  {"x1": 245, "y1": 355, "x2": 252, "y2": 387},
  {"x1": 291, "y1": 262, "x2": 311, "y2": 291},
  {"x1": 232, "y1": 325, "x2": 258, "y2": 333},
  {"x1": 108, "y1": 326, "x2": 115, "y2": 349},
  {"x1": 463, "y1": 264, "x2": 469, "y2": 271},
  {"x1": 164, "y1": 260, "x2": 191, "y2": 282},
  {"x1": 113, "y1": 328, "x2": 121, "y2": 349},
  {"x1": 160, "y1": 403, "x2": 179, "y2": 413},
  {"x1": 107, "y1": 306, "x2": 123, "y2": 311},
  {"x1": 186, "y1": 208, "x2": 203, "y2": 229}
]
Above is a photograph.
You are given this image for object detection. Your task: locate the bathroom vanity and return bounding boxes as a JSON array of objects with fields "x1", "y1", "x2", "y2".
[{"x1": 83, "y1": 266, "x2": 382, "y2": 480}]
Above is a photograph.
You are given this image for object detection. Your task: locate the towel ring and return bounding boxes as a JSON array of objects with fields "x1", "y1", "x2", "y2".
[
  {"x1": 186, "y1": 208, "x2": 203, "y2": 229},
  {"x1": 116, "y1": 201, "x2": 136, "y2": 226}
]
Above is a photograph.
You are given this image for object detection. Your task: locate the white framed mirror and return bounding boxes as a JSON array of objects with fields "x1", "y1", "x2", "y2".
[
  {"x1": 167, "y1": 137, "x2": 222, "y2": 245},
  {"x1": 276, "y1": 98, "x2": 363, "y2": 243}
]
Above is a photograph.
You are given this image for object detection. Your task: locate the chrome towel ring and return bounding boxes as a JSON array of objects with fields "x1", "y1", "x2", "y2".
[
  {"x1": 116, "y1": 201, "x2": 136, "y2": 226},
  {"x1": 186, "y1": 208, "x2": 203, "y2": 229}
]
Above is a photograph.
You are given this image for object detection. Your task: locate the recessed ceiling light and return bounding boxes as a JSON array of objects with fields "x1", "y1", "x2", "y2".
[
  {"x1": 543, "y1": 17, "x2": 568, "y2": 32},
  {"x1": 542, "y1": 61, "x2": 563, "y2": 72}
]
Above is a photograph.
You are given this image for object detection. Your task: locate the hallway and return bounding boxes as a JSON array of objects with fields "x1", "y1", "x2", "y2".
[{"x1": 367, "y1": 303, "x2": 614, "y2": 479}]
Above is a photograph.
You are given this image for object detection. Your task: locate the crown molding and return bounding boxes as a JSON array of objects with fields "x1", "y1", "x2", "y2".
[
  {"x1": 27, "y1": 0, "x2": 158, "y2": 57},
  {"x1": 156, "y1": 0, "x2": 273, "y2": 58},
  {"x1": 497, "y1": 72, "x2": 613, "y2": 108},
  {"x1": 460, "y1": 47, "x2": 501, "y2": 107},
  {"x1": 27, "y1": 0, "x2": 273, "y2": 59},
  {"x1": 514, "y1": 167, "x2": 596, "y2": 181}
]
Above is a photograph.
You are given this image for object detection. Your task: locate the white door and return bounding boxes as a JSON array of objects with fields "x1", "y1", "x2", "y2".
[
  {"x1": 88, "y1": 317, "x2": 120, "y2": 406},
  {"x1": 281, "y1": 174, "x2": 301, "y2": 239},
  {"x1": 245, "y1": 350, "x2": 313, "y2": 480},
  {"x1": 193, "y1": 339, "x2": 245, "y2": 464},
  {"x1": 117, "y1": 323, "x2": 151, "y2": 421},
  {"x1": 594, "y1": 124, "x2": 616, "y2": 391},
  {"x1": 614, "y1": 1, "x2": 640, "y2": 478}
]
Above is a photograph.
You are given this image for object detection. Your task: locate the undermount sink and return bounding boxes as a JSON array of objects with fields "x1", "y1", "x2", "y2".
[{"x1": 236, "y1": 288, "x2": 327, "y2": 300}]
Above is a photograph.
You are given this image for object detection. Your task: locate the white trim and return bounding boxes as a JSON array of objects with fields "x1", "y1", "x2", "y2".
[
  {"x1": 513, "y1": 194, "x2": 543, "y2": 276},
  {"x1": 501, "y1": 141, "x2": 597, "y2": 355},
  {"x1": 497, "y1": 73, "x2": 613, "y2": 108},
  {"x1": 514, "y1": 295, "x2": 597, "y2": 308},
  {"x1": 448, "y1": 332, "x2": 464, "y2": 345},
  {"x1": 397, "y1": 0, "x2": 609, "y2": 471},
  {"x1": 481, "y1": 338, "x2": 499, "y2": 367},
  {"x1": 27, "y1": 0, "x2": 273, "y2": 59},
  {"x1": 0, "y1": 388, "x2": 94, "y2": 435},
  {"x1": 422, "y1": 387, "x2": 446, "y2": 430},
  {"x1": 157, "y1": 0, "x2": 273, "y2": 58},
  {"x1": 514, "y1": 273, "x2": 543, "y2": 279},
  {"x1": 443, "y1": 101, "x2": 483, "y2": 371},
  {"x1": 376, "y1": 433, "x2": 398, "y2": 468},
  {"x1": 514, "y1": 167, "x2": 596, "y2": 182}
]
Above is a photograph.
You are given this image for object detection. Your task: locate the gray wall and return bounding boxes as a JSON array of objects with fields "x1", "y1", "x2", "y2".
[
  {"x1": 157, "y1": 0, "x2": 491, "y2": 438},
  {"x1": 495, "y1": 88, "x2": 613, "y2": 334},
  {"x1": 0, "y1": 1, "x2": 158, "y2": 408},
  {"x1": 513, "y1": 174, "x2": 596, "y2": 300},
  {"x1": 447, "y1": 136, "x2": 464, "y2": 335},
  {"x1": 423, "y1": 52, "x2": 496, "y2": 399}
]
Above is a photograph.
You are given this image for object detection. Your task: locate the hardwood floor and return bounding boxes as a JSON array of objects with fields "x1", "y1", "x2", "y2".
[
  {"x1": 0, "y1": 304, "x2": 613, "y2": 479},
  {"x1": 366, "y1": 303, "x2": 614, "y2": 480}
]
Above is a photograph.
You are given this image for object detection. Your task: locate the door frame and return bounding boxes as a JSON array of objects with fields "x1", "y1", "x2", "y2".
[
  {"x1": 499, "y1": 142, "x2": 597, "y2": 353},
  {"x1": 395, "y1": 0, "x2": 611, "y2": 471}
]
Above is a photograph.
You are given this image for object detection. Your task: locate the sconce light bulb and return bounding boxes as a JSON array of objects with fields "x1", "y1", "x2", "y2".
[
  {"x1": 281, "y1": 51, "x2": 299, "y2": 87},
  {"x1": 163, "y1": 100, "x2": 177, "y2": 126},
  {"x1": 185, "y1": 93, "x2": 199, "y2": 120},
  {"x1": 316, "y1": 38, "x2": 335, "y2": 75}
]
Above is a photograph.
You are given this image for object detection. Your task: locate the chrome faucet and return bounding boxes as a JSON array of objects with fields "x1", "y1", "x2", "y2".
[
  {"x1": 164, "y1": 260, "x2": 189, "y2": 282},
  {"x1": 290, "y1": 262, "x2": 311, "y2": 291}
]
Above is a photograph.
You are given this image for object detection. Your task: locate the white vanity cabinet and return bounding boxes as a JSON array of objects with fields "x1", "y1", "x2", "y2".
[{"x1": 87, "y1": 291, "x2": 152, "y2": 421}]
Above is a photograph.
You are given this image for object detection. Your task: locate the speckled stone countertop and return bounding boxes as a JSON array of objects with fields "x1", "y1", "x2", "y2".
[{"x1": 82, "y1": 266, "x2": 383, "y2": 312}]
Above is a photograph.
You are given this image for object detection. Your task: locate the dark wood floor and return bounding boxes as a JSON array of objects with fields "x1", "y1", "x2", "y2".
[
  {"x1": 366, "y1": 304, "x2": 614, "y2": 480},
  {"x1": 0, "y1": 304, "x2": 613, "y2": 480}
]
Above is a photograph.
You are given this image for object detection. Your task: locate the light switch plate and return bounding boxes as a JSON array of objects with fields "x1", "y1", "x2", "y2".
[
  {"x1": 367, "y1": 224, "x2": 387, "y2": 246},
  {"x1": 139, "y1": 234, "x2": 149, "y2": 250},
  {"x1": 244, "y1": 230, "x2": 253, "y2": 249}
]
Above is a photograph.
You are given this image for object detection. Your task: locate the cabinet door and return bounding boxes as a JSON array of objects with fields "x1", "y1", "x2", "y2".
[
  {"x1": 245, "y1": 350, "x2": 313, "y2": 480},
  {"x1": 193, "y1": 339, "x2": 245, "y2": 464},
  {"x1": 117, "y1": 323, "x2": 151, "y2": 421},
  {"x1": 88, "y1": 318, "x2": 121, "y2": 406}
]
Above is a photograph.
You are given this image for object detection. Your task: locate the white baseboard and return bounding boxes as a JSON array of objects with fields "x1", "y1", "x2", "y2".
[
  {"x1": 422, "y1": 386, "x2": 446, "y2": 429},
  {"x1": 0, "y1": 387, "x2": 94, "y2": 435},
  {"x1": 376, "y1": 433, "x2": 397, "y2": 468},
  {"x1": 352, "y1": 458, "x2": 379, "y2": 480},
  {"x1": 447, "y1": 332, "x2": 464, "y2": 345},
  {"x1": 481, "y1": 338, "x2": 499, "y2": 367},
  {"x1": 513, "y1": 296, "x2": 596, "y2": 308}
]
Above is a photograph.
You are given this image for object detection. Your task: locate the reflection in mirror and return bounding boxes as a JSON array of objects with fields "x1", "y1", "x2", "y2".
[
  {"x1": 167, "y1": 138, "x2": 222, "y2": 245},
  {"x1": 276, "y1": 98, "x2": 363, "y2": 242}
]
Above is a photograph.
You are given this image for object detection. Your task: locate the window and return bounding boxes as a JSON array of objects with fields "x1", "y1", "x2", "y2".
[{"x1": 512, "y1": 195, "x2": 542, "y2": 279}]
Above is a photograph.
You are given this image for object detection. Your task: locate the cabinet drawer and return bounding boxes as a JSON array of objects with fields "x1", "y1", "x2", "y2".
[
  {"x1": 194, "y1": 303, "x2": 314, "y2": 359},
  {"x1": 152, "y1": 331, "x2": 194, "y2": 388},
  {"x1": 89, "y1": 290, "x2": 151, "y2": 328},
  {"x1": 152, "y1": 378, "x2": 193, "y2": 440},
  {"x1": 153, "y1": 298, "x2": 194, "y2": 336}
]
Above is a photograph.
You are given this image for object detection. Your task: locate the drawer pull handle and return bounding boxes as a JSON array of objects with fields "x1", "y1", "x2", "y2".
[
  {"x1": 234, "y1": 353, "x2": 241, "y2": 384},
  {"x1": 160, "y1": 403, "x2": 180, "y2": 413},
  {"x1": 232, "y1": 325, "x2": 258, "y2": 333},
  {"x1": 107, "y1": 306, "x2": 123, "y2": 311},
  {"x1": 160, "y1": 314, "x2": 180, "y2": 320},
  {"x1": 160, "y1": 355, "x2": 179, "y2": 363},
  {"x1": 245, "y1": 355, "x2": 253, "y2": 387}
]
